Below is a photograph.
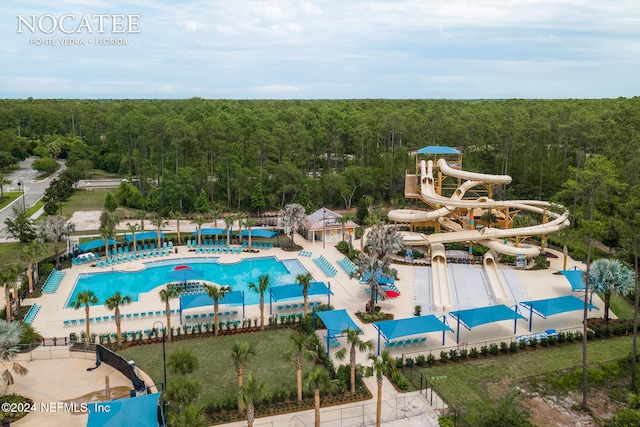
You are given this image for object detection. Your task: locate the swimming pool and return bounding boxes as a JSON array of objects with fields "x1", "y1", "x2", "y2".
[{"x1": 66, "y1": 256, "x2": 309, "y2": 308}]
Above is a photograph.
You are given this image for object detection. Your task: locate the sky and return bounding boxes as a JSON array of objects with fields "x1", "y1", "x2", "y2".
[{"x1": 2, "y1": 0, "x2": 640, "y2": 99}]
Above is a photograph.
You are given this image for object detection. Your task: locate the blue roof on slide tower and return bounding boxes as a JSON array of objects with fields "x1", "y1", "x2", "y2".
[{"x1": 416, "y1": 146, "x2": 461, "y2": 155}]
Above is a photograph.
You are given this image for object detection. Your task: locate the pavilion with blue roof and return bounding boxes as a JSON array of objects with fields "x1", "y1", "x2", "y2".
[
  {"x1": 268, "y1": 282, "x2": 332, "y2": 314},
  {"x1": 313, "y1": 309, "x2": 359, "y2": 355},
  {"x1": 78, "y1": 238, "x2": 119, "y2": 252},
  {"x1": 448, "y1": 304, "x2": 526, "y2": 343},
  {"x1": 520, "y1": 295, "x2": 598, "y2": 331},
  {"x1": 124, "y1": 231, "x2": 165, "y2": 243},
  {"x1": 372, "y1": 315, "x2": 453, "y2": 355}
]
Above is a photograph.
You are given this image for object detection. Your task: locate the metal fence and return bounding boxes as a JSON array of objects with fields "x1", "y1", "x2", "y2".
[
  {"x1": 253, "y1": 394, "x2": 440, "y2": 427},
  {"x1": 16, "y1": 339, "x2": 97, "y2": 361}
]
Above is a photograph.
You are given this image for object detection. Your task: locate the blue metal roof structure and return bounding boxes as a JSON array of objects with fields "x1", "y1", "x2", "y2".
[
  {"x1": 269, "y1": 282, "x2": 332, "y2": 314},
  {"x1": 124, "y1": 231, "x2": 165, "y2": 242},
  {"x1": 448, "y1": 304, "x2": 526, "y2": 343},
  {"x1": 520, "y1": 295, "x2": 598, "y2": 331},
  {"x1": 78, "y1": 238, "x2": 119, "y2": 252},
  {"x1": 373, "y1": 315, "x2": 453, "y2": 354},
  {"x1": 314, "y1": 309, "x2": 360, "y2": 355},
  {"x1": 191, "y1": 227, "x2": 226, "y2": 236},
  {"x1": 237, "y1": 229, "x2": 279, "y2": 238},
  {"x1": 416, "y1": 146, "x2": 461, "y2": 155},
  {"x1": 179, "y1": 290, "x2": 245, "y2": 321}
]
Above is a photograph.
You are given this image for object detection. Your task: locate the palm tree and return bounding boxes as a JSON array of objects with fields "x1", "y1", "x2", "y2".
[
  {"x1": 237, "y1": 374, "x2": 268, "y2": 426},
  {"x1": 231, "y1": 339, "x2": 255, "y2": 388},
  {"x1": 70, "y1": 290, "x2": 98, "y2": 342},
  {"x1": 284, "y1": 331, "x2": 317, "y2": 402},
  {"x1": 194, "y1": 215, "x2": 206, "y2": 246},
  {"x1": 209, "y1": 207, "x2": 221, "y2": 242},
  {"x1": 0, "y1": 320, "x2": 29, "y2": 394},
  {"x1": 22, "y1": 240, "x2": 44, "y2": 294},
  {"x1": 224, "y1": 214, "x2": 235, "y2": 246},
  {"x1": 205, "y1": 283, "x2": 231, "y2": 336},
  {"x1": 481, "y1": 209, "x2": 498, "y2": 227},
  {"x1": 167, "y1": 403, "x2": 207, "y2": 427},
  {"x1": 235, "y1": 212, "x2": 247, "y2": 242},
  {"x1": 0, "y1": 174, "x2": 11, "y2": 200},
  {"x1": 295, "y1": 273, "x2": 313, "y2": 315},
  {"x1": 99, "y1": 211, "x2": 119, "y2": 257},
  {"x1": 590, "y1": 258, "x2": 635, "y2": 325},
  {"x1": 126, "y1": 222, "x2": 141, "y2": 252},
  {"x1": 244, "y1": 218, "x2": 257, "y2": 249},
  {"x1": 159, "y1": 283, "x2": 183, "y2": 341},
  {"x1": 150, "y1": 214, "x2": 168, "y2": 249},
  {"x1": 170, "y1": 211, "x2": 184, "y2": 245},
  {"x1": 136, "y1": 210, "x2": 147, "y2": 231},
  {"x1": 352, "y1": 250, "x2": 391, "y2": 314},
  {"x1": 304, "y1": 366, "x2": 338, "y2": 427},
  {"x1": 335, "y1": 327, "x2": 374, "y2": 395},
  {"x1": 104, "y1": 292, "x2": 132, "y2": 348},
  {"x1": 165, "y1": 376, "x2": 203, "y2": 411},
  {"x1": 248, "y1": 274, "x2": 271, "y2": 331},
  {"x1": 167, "y1": 348, "x2": 199, "y2": 376},
  {"x1": 334, "y1": 215, "x2": 347, "y2": 242},
  {"x1": 37, "y1": 215, "x2": 75, "y2": 269},
  {"x1": 0, "y1": 267, "x2": 18, "y2": 322},
  {"x1": 368, "y1": 349, "x2": 395, "y2": 427},
  {"x1": 281, "y1": 203, "x2": 306, "y2": 247}
]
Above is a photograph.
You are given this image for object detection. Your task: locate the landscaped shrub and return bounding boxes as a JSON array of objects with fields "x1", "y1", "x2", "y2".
[
  {"x1": 480, "y1": 345, "x2": 489, "y2": 356},
  {"x1": 489, "y1": 343, "x2": 499, "y2": 355},
  {"x1": 440, "y1": 351, "x2": 449, "y2": 363},
  {"x1": 518, "y1": 339, "x2": 527, "y2": 350},
  {"x1": 557, "y1": 332, "x2": 566, "y2": 343},
  {"x1": 459, "y1": 348, "x2": 468, "y2": 359},
  {"x1": 448, "y1": 349, "x2": 458, "y2": 362},
  {"x1": 529, "y1": 337, "x2": 538, "y2": 349},
  {"x1": 391, "y1": 370, "x2": 410, "y2": 391},
  {"x1": 427, "y1": 354, "x2": 436, "y2": 367},
  {"x1": 499, "y1": 342, "x2": 509, "y2": 353},
  {"x1": 405, "y1": 357, "x2": 414, "y2": 368},
  {"x1": 416, "y1": 355, "x2": 426, "y2": 367},
  {"x1": 336, "y1": 241, "x2": 349, "y2": 254},
  {"x1": 469, "y1": 347, "x2": 479, "y2": 358},
  {"x1": 509, "y1": 342, "x2": 518, "y2": 353},
  {"x1": 438, "y1": 414, "x2": 455, "y2": 427},
  {"x1": 395, "y1": 357, "x2": 404, "y2": 369},
  {"x1": 540, "y1": 337, "x2": 549, "y2": 347}
]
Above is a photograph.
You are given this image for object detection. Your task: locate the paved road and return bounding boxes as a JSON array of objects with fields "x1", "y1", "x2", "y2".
[{"x1": 0, "y1": 158, "x2": 65, "y2": 240}]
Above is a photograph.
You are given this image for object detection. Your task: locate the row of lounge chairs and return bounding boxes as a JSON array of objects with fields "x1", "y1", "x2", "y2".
[
  {"x1": 63, "y1": 309, "x2": 180, "y2": 326},
  {"x1": 385, "y1": 337, "x2": 427, "y2": 348},
  {"x1": 298, "y1": 251, "x2": 313, "y2": 257},
  {"x1": 184, "y1": 310, "x2": 239, "y2": 322},
  {"x1": 337, "y1": 257, "x2": 357, "y2": 275},
  {"x1": 24, "y1": 304, "x2": 41, "y2": 325},
  {"x1": 96, "y1": 249, "x2": 172, "y2": 267},
  {"x1": 314, "y1": 255, "x2": 337, "y2": 277},
  {"x1": 194, "y1": 246, "x2": 242, "y2": 254},
  {"x1": 275, "y1": 301, "x2": 321, "y2": 311},
  {"x1": 42, "y1": 270, "x2": 66, "y2": 293},
  {"x1": 248, "y1": 241, "x2": 273, "y2": 249},
  {"x1": 187, "y1": 239, "x2": 228, "y2": 248},
  {"x1": 109, "y1": 242, "x2": 173, "y2": 256}
]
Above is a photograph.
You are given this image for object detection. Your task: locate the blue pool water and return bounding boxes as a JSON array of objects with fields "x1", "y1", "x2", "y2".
[{"x1": 66, "y1": 256, "x2": 308, "y2": 307}]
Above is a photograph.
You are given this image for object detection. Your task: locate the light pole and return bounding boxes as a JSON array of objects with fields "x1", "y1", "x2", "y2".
[
  {"x1": 17, "y1": 180, "x2": 25, "y2": 211},
  {"x1": 152, "y1": 321, "x2": 167, "y2": 392},
  {"x1": 322, "y1": 208, "x2": 326, "y2": 249}
]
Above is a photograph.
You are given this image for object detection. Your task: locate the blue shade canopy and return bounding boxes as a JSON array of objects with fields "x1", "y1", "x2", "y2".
[
  {"x1": 374, "y1": 315, "x2": 452, "y2": 341},
  {"x1": 315, "y1": 309, "x2": 359, "y2": 336},
  {"x1": 191, "y1": 227, "x2": 225, "y2": 236},
  {"x1": 180, "y1": 290, "x2": 244, "y2": 310},
  {"x1": 560, "y1": 269, "x2": 586, "y2": 291},
  {"x1": 520, "y1": 295, "x2": 598, "y2": 318},
  {"x1": 237, "y1": 229, "x2": 278, "y2": 238},
  {"x1": 361, "y1": 271, "x2": 395, "y2": 285},
  {"x1": 165, "y1": 268, "x2": 204, "y2": 282},
  {"x1": 124, "y1": 231, "x2": 165, "y2": 242},
  {"x1": 87, "y1": 392, "x2": 160, "y2": 427},
  {"x1": 78, "y1": 238, "x2": 118, "y2": 252},
  {"x1": 416, "y1": 146, "x2": 461, "y2": 155},
  {"x1": 449, "y1": 304, "x2": 525, "y2": 329},
  {"x1": 270, "y1": 282, "x2": 332, "y2": 301}
]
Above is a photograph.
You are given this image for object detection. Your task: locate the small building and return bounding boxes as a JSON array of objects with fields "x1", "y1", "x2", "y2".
[{"x1": 303, "y1": 208, "x2": 359, "y2": 245}]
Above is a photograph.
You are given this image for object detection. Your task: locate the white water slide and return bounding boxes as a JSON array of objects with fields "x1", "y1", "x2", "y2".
[
  {"x1": 430, "y1": 243, "x2": 453, "y2": 312},
  {"x1": 389, "y1": 158, "x2": 570, "y2": 256}
]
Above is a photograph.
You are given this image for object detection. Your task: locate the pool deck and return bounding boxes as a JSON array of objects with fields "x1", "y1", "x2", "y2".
[{"x1": 20, "y1": 233, "x2": 605, "y2": 427}]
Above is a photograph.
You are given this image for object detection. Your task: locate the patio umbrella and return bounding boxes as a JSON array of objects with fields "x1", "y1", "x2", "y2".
[{"x1": 173, "y1": 265, "x2": 192, "y2": 271}]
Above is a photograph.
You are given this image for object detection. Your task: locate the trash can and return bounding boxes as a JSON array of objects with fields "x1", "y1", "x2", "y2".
[{"x1": 175, "y1": 248, "x2": 178, "y2": 254}]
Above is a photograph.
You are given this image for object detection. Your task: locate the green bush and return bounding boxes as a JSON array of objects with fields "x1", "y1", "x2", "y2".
[
  {"x1": 489, "y1": 343, "x2": 499, "y2": 355},
  {"x1": 391, "y1": 370, "x2": 410, "y2": 391},
  {"x1": 499, "y1": 342, "x2": 509, "y2": 354},
  {"x1": 427, "y1": 354, "x2": 436, "y2": 367},
  {"x1": 440, "y1": 351, "x2": 449, "y2": 363},
  {"x1": 529, "y1": 337, "x2": 538, "y2": 348},
  {"x1": 336, "y1": 241, "x2": 349, "y2": 254},
  {"x1": 415, "y1": 355, "x2": 426, "y2": 367},
  {"x1": 480, "y1": 345, "x2": 489, "y2": 356},
  {"x1": 438, "y1": 414, "x2": 455, "y2": 427},
  {"x1": 509, "y1": 342, "x2": 518, "y2": 353},
  {"x1": 448, "y1": 349, "x2": 459, "y2": 362},
  {"x1": 469, "y1": 347, "x2": 479, "y2": 358}
]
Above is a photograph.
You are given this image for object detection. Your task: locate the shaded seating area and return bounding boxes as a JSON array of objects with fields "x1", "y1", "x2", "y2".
[
  {"x1": 268, "y1": 281, "x2": 333, "y2": 315},
  {"x1": 448, "y1": 304, "x2": 526, "y2": 343},
  {"x1": 313, "y1": 309, "x2": 360, "y2": 355},
  {"x1": 519, "y1": 295, "x2": 598, "y2": 332},
  {"x1": 63, "y1": 308, "x2": 178, "y2": 327},
  {"x1": 559, "y1": 268, "x2": 587, "y2": 291},
  {"x1": 77, "y1": 238, "x2": 119, "y2": 254},
  {"x1": 373, "y1": 315, "x2": 453, "y2": 355},
  {"x1": 178, "y1": 290, "x2": 246, "y2": 324}
]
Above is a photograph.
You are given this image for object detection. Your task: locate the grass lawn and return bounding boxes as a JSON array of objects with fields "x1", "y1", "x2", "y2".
[
  {"x1": 61, "y1": 189, "x2": 109, "y2": 214},
  {"x1": 119, "y1": 329, "x2": 315, "y2": 404},
  {"x1": 608, "y1": 293, "x2": 635, "y2": 320},
  {"x1": 0, "y1": 241, "x2": 55, "y2": 269},
  {"x1": 0, "y1": 192, "x2": 21, "y2": 210},
  {"x1": 416, "y1": 336, "x2": 634, "y2": 422}
]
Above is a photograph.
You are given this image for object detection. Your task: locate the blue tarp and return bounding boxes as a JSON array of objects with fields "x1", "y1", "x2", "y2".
[
  {"x1": 192, "y1": 228, "x2": 226, "y2": 236},
  {"x1": 78, "y1": 238, "x2": 119, "y2": 252},
  {"x1": 373, "y1": 315, "x2": 453, "y2": 354},
  {"x1": 520, "y1": 295, "x2": 598, "y2": 331},
  {"x1": 124, "y1": 231, "x2": 165, "y2": 242},
  {"x1": 448, "y1": 304, "x2": 526, "y2": 343},
  {"x1": 87, "y1": 392, "x2": 160, "y2": 427},
  {"x1": 238, "y1": 229, "x2": 278, "y2": 238},
  {"x1": 560, "y1": 268, "x2": 586, "y2": 291},
  {"x1": 416, "y1": 146, "x2": 461, "y2": 155}
]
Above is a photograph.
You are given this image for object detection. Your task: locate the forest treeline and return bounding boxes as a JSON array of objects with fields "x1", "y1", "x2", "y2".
[{"x1": 1, "y1": 97, "x2": 639, "y2": 221}]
